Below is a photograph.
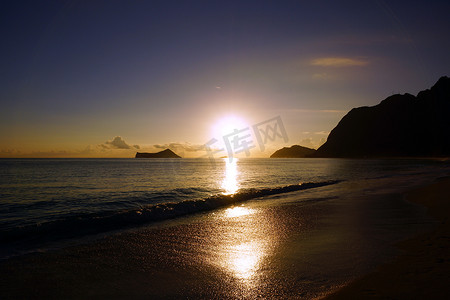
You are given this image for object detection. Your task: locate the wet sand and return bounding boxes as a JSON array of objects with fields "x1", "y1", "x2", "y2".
[
  {"x1": 326, "y1": 177, "x2": 450, "y2": 299},
  {"x1": 0, "y1": 179, "x2": 441, "y2": 299}
]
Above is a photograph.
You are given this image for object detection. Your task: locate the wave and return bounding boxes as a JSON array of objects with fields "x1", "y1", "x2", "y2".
[{"x1": 0, "y1": 181, "x2": 340, "y2": 253}]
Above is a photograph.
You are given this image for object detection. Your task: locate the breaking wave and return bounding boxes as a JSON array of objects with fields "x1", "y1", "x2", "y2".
[{"x1": 0, "y1": 181, "x2": 340, "y2": 254}]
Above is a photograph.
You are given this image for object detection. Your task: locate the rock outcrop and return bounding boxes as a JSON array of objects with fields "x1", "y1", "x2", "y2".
[
  {"x1": 314, "y1": 76, "x2": 450, "y2": 157},
  {"x1": 270, "y1": 145, "x2": 316, "y2": 158}
]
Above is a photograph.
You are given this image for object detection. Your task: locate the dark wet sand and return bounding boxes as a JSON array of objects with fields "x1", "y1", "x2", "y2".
[
  {"x1": 0, "y1": 180, "x2": 441, "y2": 299},
  {"x1": 326, "y1": 177, "x2": 450, "y2": 299}
]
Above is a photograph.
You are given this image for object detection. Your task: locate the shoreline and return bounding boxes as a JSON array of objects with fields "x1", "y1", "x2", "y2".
[
  {"x1": 0, "y1": 174, "x2": 447, "y2": 298},
  {"x1": 325, "y1": 176, "x2": 450, "y2": 299}
]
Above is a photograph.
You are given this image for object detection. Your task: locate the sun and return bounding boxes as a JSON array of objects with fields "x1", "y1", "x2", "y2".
[{"x1": 211, "y1": 115, "x2": 249, "y2": 140}]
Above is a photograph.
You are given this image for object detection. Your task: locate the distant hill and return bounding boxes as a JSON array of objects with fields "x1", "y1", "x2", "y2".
[
  {"x1": 135, "y1": 149, "x2": 181, "y2": 158},
  {"x1": 270, "y1": 145, "x2": 316, "y2": 158},
  {"x1": 315, "y1": 76, "x2": 450, "y2": 157}
]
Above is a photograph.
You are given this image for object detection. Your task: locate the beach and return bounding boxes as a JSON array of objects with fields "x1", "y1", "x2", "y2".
[
  {"x1": 326, "y1": 176, "x2": 450, "y2": 299},
  {"x1": 1, "y1": 166, "x2": 447, "y2": 299},
  {"x1": 2, "y1": 0, "x2": 449, "y2": 298}
]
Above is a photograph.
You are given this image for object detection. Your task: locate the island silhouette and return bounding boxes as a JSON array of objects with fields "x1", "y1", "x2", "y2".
[
  {"x1": 270, "y1": 145, "x2": 316, "y2": 158},
  {"x1": 135, "y1": 149, "x2": 181, "y2": 158}
]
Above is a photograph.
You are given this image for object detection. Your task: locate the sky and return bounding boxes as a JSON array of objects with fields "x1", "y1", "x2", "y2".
[{"x1": 1, "y1": 0, "x2": 449, "y2": 158}]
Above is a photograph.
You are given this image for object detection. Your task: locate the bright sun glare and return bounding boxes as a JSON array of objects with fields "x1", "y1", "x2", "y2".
[{"x1": 211, "y1": 115, "x2": 249, "y2": 140}]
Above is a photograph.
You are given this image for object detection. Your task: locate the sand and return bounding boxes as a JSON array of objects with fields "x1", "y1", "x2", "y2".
[
  {"x1": 325, "y1": 177, "x2": 450, "y2": 299},
  {"x1": 0, "y1": 177, "x2": 447, "y2": 299}
]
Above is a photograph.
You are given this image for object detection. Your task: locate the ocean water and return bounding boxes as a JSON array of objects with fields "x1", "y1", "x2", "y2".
[{"x1": 0, "y1": 157, "x2": 449, "y2": 259}]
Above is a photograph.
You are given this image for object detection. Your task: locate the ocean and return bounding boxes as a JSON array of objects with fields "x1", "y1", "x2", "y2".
[{"x1": 0, "y1": 157, "x2": 449, "y2": 260}]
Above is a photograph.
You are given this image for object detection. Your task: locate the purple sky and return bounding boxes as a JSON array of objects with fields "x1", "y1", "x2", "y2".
[{"x1": 1, "y1": 0, "x2": 449, "y2": 157}]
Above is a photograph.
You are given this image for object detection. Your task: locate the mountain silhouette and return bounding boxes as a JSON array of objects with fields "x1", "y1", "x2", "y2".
[
  {"x1": 270, "y1": 145, "x2": 316, "y2": 158},
  {"x1": 135, "y1": 149, "x2": 181, "y2": 158},
  {"x1": 314, "y1": 76, "x2": 450, "y2": 157}
]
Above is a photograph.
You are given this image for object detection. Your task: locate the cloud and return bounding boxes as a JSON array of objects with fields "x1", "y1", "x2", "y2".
[
  {"x1": 310, "y1": 57, "x2": 369, "y2": 67},
  {"x1": 312, "y1": 72, "x2": 333, "y2": 80},
  {"x1": 0, "y1": 148, "x2": 20, "y2": 155},
  {"x1": 299, "y1": 136, "x2": 328, "y2": 150},
  {"x1": 0, "y1": 137, "x2": 141, "y2": 158},
  {"x1": 319, "y1": 137, "x2": 327, "y2": 147},
  {"x1": 103, "y1": 136, "x2": 139, "y2": 150},
  {"x1": 300, "y1": 138, "x2": 315, "y2": 149},
  {"x1": 287, "y1": 109, "x2": 347, "y2": 113},
  {"x1": 314, "y1": 131, "x2": 330, "y2": 135}
]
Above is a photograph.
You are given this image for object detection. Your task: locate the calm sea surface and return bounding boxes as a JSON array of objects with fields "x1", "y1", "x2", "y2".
[{"x1": 0, "y1": 158, "x2": 449, "y2": 258}]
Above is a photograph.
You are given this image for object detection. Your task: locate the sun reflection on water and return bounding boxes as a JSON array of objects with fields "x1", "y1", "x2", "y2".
[{"x1": 222, "y1": 158, "x2": 239, "y2": 194}]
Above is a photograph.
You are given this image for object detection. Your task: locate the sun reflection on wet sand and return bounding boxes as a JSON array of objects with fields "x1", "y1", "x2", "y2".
[
  {"x1": 222, "y1": 158, "x2": 239, "y2": 194},
  {"x1": 226, "y1": 241, "x2": 264, "y2": 280},
  {"x1": 224, "y1": 206, "x2": 253, "y2": 218},
  {"x1": 211, "y1": 158, "x2": 278, "y2": 290},
  {"x1": 211, "y1": 206, "x2": 276, "y2": 288}
]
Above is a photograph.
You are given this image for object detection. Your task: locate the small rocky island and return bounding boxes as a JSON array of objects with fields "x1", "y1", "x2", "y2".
[{"x1": 135, "y1": 149, "x2": 181, "y2": 158}]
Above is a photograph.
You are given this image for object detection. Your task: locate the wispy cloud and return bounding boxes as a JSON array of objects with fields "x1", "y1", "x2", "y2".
[
  {"x1": 310, "y1": 57, "x2": 369, "y2": 67},
  {"x1": 299, "y1": 138, "x2": 315, "y2": 149},
  {"x1": 0, "y1": 136, "x2": 142, "y2": 158},
  {"x1": 299, "y1": 137, "x2": 327, "y2": 150},
  {"x1": 314, "y1": 131, "x2": 330, "y2": 135},
  {"x1": 312, "y1": 72, "x2": 333, "y2": 80},
  {"x1": 287, "y1": 108, "x2": 347, "y2": 113},
  {"x1": 0, "y1": 148, "x2": 20, "y2": 155}
]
